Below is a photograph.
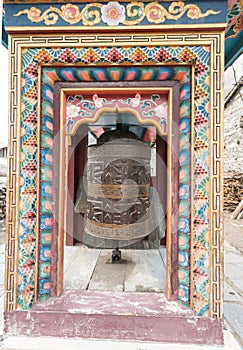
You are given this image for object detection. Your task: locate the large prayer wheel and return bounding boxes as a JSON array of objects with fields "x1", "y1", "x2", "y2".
[
  {"x1": 85, "y1": 129, "x2": 151, "y2": 244},
  {"x1": 74, "y1": 128, "x2": 165, "y2": 248}
]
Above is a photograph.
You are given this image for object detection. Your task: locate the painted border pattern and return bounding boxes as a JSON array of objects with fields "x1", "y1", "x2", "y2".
[
  {"x1": 40, "y1": 66, "x2": 190, "y2": 303},
  {"x1": 13, "y1": 2, "x2": 221, "y2": 26},
  {"x1": 5, "y1": 32, "x2": 224, "y2": 319}
]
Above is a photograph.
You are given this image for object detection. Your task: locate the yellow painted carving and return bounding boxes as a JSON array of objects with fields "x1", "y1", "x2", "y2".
[
  {"x1": 80, "y1": 3, "x2": 103, "y2": 26},
  {"x1": 168, "y1": 1, "x2": 221, "y2": 20},
  {"x1": 123, "y1": 2, "x2": 145, "y2": 25},
  {"x1": 145, "y1": 1, "x2": 221, "y2": 24},
  {"x1": 13, "y1": 4, "x2": 82, "y2": 25},
  {"x1": 14, "y1": 1, "x2": 221, "y2": 26}
]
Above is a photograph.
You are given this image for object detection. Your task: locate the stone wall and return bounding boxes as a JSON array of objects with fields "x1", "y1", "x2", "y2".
[
  {"x1": 0, "y1": 158, "x2": 7, "y2": 177},
  {"x1": 0, "y1": 186, "x2": 6, "y2": 221},
  {"x1": 0, "y1": 158, "x2": 7, "y2": 221}
]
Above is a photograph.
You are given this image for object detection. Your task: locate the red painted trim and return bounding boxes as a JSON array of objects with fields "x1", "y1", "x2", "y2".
[
  {"x1": 4, "y1": 291, "x2": 224, "y2": 345},
  {"x1": 50, "y1": 83, "x2": 62, "y2": 296},
  {"x1": 66, "y1": 146, "x2": 75, "y2": 246},
  {"x1": 171, "y1": 82, "x2": 180, "y2": 300}
]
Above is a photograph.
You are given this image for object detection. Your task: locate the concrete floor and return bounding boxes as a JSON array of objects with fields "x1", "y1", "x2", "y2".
[
  {"x1": 0, "y1": 331, "x2": 241, "y2": 350},
  {"x1": 224, "y1": 241, "x2": 243, "y2": 349},
  {"x1": 0, "y1": 217, "x2": 242, "y2": 349},
  {"x1": 0, "y1": 221, "x2": 5, "y2": 338},
  {"x1": 64, "y1": 246, "x2": 166, "y2": 293}
]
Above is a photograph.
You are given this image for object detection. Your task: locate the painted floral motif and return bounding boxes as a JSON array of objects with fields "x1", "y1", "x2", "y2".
[
  {"x1": 225, "y1": 0, "x2": 243, "y2": 39},
  {"x1": 14, "y1": 1, "x2": 221, "y2": 26},
  {"x1": 154, "y1": 103, "x2": 168, "y2": 118},
  {"x1": 28, "y1": 7, "x2": 42, "y2": 21},
  {"x1": 62, "y1": 4, "x2": 81, "y2": 24},
  {"x1": 187, "y1": 5, "x2": 206, "y2": 20},
  {"x1": 130, "y1": 94, "x2": 141, "y2": 107},
  {"x1": 101, "y1": 2, "x2": 125, "y2": 26},
  {"x1": 93, "y1": 94, "x2": 104, "y2": 108},
  {"x1": 146, "y1": 5, "x2": 163, "y2": 22},
  {"x1": 66, "y1": 104, "x2": 81, "y2": 119},
  {"x1": 65, "y1": 93, "x2": 169, "y2": 135}
]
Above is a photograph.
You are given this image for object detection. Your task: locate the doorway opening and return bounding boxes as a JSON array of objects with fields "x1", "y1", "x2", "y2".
[
  {"x1": 54, "y1": 81, "x2": 179, "y2": 299},
  {"x1": 64, "y1": 112, "x2": 167, "y2": 292}
]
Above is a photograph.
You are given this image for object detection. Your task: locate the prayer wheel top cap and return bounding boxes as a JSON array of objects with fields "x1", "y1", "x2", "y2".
[{"x1": 97, "y1": 128, "x2": 139, "y2": 145}]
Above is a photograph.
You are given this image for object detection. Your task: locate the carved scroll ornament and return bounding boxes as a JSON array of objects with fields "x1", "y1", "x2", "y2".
[{"x1": 14, "y1": 1, "x2": 221, "y2": 26}]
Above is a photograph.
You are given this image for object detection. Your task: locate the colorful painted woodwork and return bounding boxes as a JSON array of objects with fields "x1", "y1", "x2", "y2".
[
  {"x1": 3, "y1": 3, "x2": 226, "y2": 345},
  {"x1": 18, "y1": 43, "x2": 211, "y2": 315}
]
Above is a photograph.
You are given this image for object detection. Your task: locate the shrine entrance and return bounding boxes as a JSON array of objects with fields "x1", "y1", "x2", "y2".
[
  {"x1": 53, "y1": 81, "x2": 180, "y2": 299},
  {"x1": 3, "y1": 0, "x2": 227, "y2": 340},
  {"x1": 64, "y1": 118, "x2": 168, "y2": 293}
]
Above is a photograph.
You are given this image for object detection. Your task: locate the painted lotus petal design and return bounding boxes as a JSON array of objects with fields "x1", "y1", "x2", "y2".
[
  {"x1": 154, "y1": 103, "x2": 168, "y2": 118},
  {"x1": 93, "y1": 94, "x2": 104, "y2": 108},
  {"x1": 101, "y1": 2, "x2": 125, "y2": 26},
  {"x1": 130, "y1": 93, "x2": 141, "y2": 107},
  {"x1": 66, "y1": 103, "x2": 81, "y2": 119}
]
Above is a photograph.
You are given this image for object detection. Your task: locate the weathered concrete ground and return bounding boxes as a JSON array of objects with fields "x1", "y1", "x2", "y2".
[
  {"x1": 224, "y1": 213, "x2": 243, "y2": 349},
  {"x1": 0, "y1": 220, "x2": 5, "y2": 339},
  {"x1": 0, "y1": 215, "x2": 242, "y2": 349},
  {"x1": 224, "y1": 212, "x2": 243, "y2": 254}
]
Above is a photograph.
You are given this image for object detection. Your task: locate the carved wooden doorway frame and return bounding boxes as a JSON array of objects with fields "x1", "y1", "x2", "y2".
[{"x1": 53, "y1": 80, "x2": 180, "y2": 300}]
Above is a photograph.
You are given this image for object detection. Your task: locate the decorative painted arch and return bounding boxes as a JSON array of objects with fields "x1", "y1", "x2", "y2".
[{"x1": 65, "y1": 90, "x2": 170, "y2": 138}]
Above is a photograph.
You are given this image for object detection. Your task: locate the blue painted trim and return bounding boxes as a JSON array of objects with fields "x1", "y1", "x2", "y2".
[
  {"x1": 1, "y1": 7, "x2": 8, "y2": 49},
  {"x1": 225, "y1": 31, "x2": 243, "y2": 69},
  {"x1": 4, "y1": 1, "x2": 227, "y2": 28}
]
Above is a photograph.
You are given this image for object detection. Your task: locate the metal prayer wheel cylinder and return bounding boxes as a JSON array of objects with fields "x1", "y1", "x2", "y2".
[{"x1": 84, "y1": 133, "x2": 152, "y2": 244}]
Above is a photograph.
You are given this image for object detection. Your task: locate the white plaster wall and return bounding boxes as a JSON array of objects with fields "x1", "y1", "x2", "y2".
[
  {"x1": 224, "y1": 55, "x2": 243, "y2": 97},
  {"x1": 224, "y1": 55, "x2": 243, "y2": 173}
]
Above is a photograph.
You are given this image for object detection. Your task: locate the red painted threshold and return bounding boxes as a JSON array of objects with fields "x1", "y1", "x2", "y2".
[{"x1": 4, "y1": 291, "x2": 224, "y2": 345}]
